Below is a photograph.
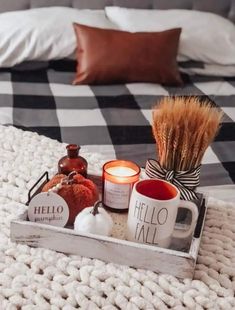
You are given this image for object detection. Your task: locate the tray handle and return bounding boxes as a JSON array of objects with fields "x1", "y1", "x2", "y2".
[
  {"x1": 26, "y1": 171, "x2": 49, "y2": 205},
  {"x1": 193, "y1": 197, "x2": 206, "y2": 238}
]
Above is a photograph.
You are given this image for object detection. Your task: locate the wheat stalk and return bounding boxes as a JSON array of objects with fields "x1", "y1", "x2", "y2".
[{"x1": 152, "y1": 97, "x2": 223, "y2": 171}]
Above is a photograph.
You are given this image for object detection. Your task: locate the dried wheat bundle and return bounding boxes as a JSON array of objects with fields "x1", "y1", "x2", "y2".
[{"x1": 152, "y1": 97, "x2": 223, "y2": 171}]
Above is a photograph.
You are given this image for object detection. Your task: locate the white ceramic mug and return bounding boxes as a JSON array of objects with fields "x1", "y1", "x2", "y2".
[{"x1": 126, "y1": 179, "x2": 198, "y2": 248}]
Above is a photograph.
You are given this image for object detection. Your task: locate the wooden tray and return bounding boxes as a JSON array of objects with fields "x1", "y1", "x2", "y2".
[{"x1": 10, "y1": 172, "x2": 207, "y2": 279}]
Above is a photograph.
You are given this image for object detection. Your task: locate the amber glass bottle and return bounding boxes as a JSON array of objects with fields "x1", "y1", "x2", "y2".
[{"x1": 58, "y1": 144, "x2": 88, "y2": 177}]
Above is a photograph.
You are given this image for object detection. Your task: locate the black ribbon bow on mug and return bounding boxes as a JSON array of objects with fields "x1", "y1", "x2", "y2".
[{"x1": 145, "y1": 159, "x2": 201, "y2": 200}]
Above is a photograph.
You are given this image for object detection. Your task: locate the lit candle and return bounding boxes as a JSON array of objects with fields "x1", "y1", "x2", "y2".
[
  {"x1": 102, "y1": 160, "x2": 140, "y2": 212},
  {"x1": 106, "y1": 167, "x2": 137, "y2": 177}
]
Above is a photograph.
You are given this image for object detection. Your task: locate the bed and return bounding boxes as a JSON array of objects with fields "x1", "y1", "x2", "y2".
[
  {"x1": 0, "y1": 1, "x2": 235, "y2": 309},
  {"x1": 0, "y1": 0, "x2": 235, "y2": 200}
]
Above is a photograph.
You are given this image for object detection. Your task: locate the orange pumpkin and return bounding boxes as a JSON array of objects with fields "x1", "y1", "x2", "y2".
[{"x1": 42, "y1": 173, "x2": 99, "y2": 225}]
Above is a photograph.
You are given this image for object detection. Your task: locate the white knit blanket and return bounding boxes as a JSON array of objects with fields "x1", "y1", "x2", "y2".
[{"x1": 0, "y1": 125, "x2": 234, "y2": 309}]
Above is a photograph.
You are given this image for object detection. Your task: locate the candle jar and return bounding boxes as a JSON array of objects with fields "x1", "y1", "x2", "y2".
[{"x1": 102, "y1": 160, "x2": 140, "y2": 213}]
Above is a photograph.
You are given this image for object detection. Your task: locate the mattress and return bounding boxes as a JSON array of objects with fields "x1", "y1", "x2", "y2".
[{"x1": 0, "y1": 59, "x2": 234, "y2": 188}]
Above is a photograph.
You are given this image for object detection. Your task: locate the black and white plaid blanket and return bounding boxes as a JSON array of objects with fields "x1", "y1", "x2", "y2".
[{"x1": 0, "y1": 60, "x2": 234, "y2": 187}]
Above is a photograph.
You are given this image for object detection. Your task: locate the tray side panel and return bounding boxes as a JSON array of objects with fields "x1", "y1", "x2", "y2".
[
  {"x1": 11, "y1": 220, "x2": 195, "y2": 279},
  {"x1": 189, "y1": 197, "x2": 208, "y2": 261}
]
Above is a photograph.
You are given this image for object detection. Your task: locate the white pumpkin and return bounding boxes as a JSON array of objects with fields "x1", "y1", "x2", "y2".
[{"x1": 74, "y1": 201, "x2": 113, "y2": 236}]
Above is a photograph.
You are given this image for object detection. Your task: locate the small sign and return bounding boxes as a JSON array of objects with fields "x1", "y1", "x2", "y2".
[{"x1": 28, "y1": 192, "x2": 69, "y2": 227}]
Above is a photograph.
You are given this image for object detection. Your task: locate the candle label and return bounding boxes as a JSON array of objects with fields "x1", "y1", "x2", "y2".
[
  {"x1": 28, "y1": 192, "x2": 69, "y2": 227},
  {"x1": 104, "y1": 180, "x2": 133, "y2": 210}
]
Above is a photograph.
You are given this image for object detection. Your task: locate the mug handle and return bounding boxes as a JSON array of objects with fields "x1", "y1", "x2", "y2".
[{"x1": 172, "y1": 200, "x2": 199, "y2": 239}]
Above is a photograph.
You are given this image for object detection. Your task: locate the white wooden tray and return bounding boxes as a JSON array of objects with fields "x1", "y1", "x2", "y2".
[{"x1": 10, "y1": 173, "x2": 207, "y2": 279}]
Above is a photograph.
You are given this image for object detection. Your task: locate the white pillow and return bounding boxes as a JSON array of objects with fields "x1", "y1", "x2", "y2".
[
  {"x1": 105, "y1": 7, "x2": 235, "y2": 65},
  {"x1": 0, "y1": 7, "x2": 116, "y2": 67}
]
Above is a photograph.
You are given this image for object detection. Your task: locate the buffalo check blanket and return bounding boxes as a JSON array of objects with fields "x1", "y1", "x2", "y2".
[{"x1": 0, "y1": 60, "x2": 234, "y2": 187}]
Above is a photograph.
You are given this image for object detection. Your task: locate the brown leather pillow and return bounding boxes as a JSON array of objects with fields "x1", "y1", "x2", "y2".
[{"x1": 73, "y1": 24, "x2": 183, "y2": 86}]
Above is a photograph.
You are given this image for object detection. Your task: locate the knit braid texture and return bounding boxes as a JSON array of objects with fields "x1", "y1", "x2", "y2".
[{"x1": 0, "y1": 126, "x2": 234, "y2": 309}]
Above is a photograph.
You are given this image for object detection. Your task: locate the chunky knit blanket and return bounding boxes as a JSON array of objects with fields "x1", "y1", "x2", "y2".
[{"x1": 0, "y1": 125, "x2": 234, "y2": 309}]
